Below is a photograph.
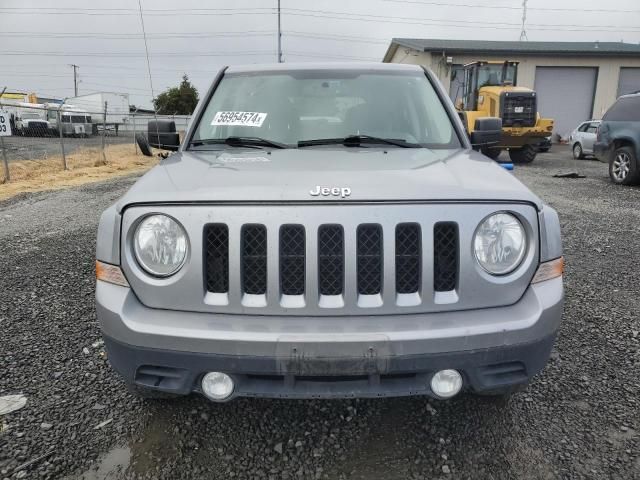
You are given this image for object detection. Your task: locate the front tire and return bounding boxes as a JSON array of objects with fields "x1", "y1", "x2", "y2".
[
  {"x1": 509, "y1": 145, "x2": 536, "y2": 164},
  {"x1": 609, "y1": 146, "x2": 640, "y2": 185},
  {"x1": 572, "y1": 143, "x2": 584, "y2": 160}
]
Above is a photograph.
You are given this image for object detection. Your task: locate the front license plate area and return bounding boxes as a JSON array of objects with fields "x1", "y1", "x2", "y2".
[{"x1": 275, "y1": 334, "x2": 391, "y2": 376}]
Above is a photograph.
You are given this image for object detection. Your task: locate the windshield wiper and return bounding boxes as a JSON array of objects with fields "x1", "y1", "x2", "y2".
[
  {"x1": 190, "y1": 136, "x2": 288, "y2": 149},
  {"x1": 298, "y1": 135, "x2": 422, "y2": 148}
]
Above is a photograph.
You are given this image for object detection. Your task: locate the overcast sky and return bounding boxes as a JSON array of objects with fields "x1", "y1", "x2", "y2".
[{"x1": 2, "y1": 0, "x2": 639, "y2": 108}]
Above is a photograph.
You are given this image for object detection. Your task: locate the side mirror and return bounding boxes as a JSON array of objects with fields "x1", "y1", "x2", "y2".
[
  {"x1": 147, "y1": 120, "x2": 180, "y2": 151},
  {"x1": 470, "y1": 117, "x2": 502, "y2": 147}
]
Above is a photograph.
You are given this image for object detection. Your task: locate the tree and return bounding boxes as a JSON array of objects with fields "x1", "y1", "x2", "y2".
[{"x1": 153, "y1": 75, "x2": 199, "y2": 115}]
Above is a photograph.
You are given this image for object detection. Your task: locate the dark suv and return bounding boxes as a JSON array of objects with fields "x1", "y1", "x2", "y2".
[{"x1": 594, "y1": 93, "x2": 640, "y2": 185}]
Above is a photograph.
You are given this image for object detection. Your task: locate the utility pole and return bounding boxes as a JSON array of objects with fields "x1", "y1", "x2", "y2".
[
  {"x1": 70, "y1": 64, "x2": 79, "y2": 96},
  {"x1": 277, "y1": 0, "x2": 283, "y2": 63},
  {"x1": 519, "y1": 0, "x2": 528, "y2": 41}
]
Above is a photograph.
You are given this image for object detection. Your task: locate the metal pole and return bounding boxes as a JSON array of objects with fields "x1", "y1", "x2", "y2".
[
  {"x1": 57, "y1": 108, "x2": 67, "y2": 170},
  {"x1": 0, "y1": 87, "x2": 10, "y2": 182},
  {"x1": 101, "y1": 101, "x2": 107, "y2": 164},
  {"x1": 132, "y1": 109, "x2": 138, "y2": 154},
  {"x1": 0, "y1": 137, "x2": 9, "y2": 183},
  {"x1": 70, "y1": 64, "x2": 79, "y2": 96},
  {"x1": 277, "y1": 0, "x2": 282, "y2": 63}
]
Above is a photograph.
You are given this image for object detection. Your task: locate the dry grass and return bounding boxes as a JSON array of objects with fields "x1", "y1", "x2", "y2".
[{"x1": 0, "y1": 144, "x2": 159, "y2": 201}]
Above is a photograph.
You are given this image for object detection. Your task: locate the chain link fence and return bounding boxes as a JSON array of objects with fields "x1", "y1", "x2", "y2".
[{"x1": 0, "y1": 99, "x2": 190, "y2": 184}]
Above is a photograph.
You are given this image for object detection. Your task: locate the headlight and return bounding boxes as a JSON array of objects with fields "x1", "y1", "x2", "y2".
[
  {"x1": 473, "y1": 212, "x2": 526, "y2": 275},
  {"x1": 134, "y1": 214, "x2": 188, "y2": 277}
]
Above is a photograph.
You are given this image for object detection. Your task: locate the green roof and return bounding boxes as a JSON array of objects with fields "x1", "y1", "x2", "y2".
[{"x1": 383, "y1": 38, "x2": 640, "y2": 61}]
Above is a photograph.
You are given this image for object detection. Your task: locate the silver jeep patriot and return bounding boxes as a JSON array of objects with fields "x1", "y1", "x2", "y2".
[{"x1": 95, "y1": 63, "x2": 563, "y2": 402}]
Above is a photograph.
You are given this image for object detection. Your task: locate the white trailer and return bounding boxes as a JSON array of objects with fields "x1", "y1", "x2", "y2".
[{"x1": 68, "y1": 92, "x2": 130, "y2": 135}]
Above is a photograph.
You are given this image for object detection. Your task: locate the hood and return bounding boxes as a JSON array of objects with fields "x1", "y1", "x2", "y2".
[{"x1": 116, "y1": 147, "x2": 542, "y2": 211}]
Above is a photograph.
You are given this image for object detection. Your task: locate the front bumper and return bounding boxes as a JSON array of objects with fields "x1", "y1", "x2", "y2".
[{"x1": 97, "y1": 277, "x2": 563, "y2": 400}]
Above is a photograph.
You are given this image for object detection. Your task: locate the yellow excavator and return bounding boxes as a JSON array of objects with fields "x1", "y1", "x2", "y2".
[{"x1": 455, "y1": 61, "x2": 554, "y2": 163}]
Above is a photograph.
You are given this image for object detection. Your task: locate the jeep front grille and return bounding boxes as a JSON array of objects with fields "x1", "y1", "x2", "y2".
[
  {"x1": 204, "y1": 221, "x2": 459, "y2": 308},
  {"x1": 125, "y1": 204, "x2": 540, "y2": 315}
]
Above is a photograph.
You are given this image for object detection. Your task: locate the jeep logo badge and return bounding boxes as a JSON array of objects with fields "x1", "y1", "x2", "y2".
[{"x1": 309, "y1": 185, "x2": 352, "y2": 198}]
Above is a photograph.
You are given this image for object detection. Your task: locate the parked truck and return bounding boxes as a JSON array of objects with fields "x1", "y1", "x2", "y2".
[
  {"x1": 68, "y1": 92, "x2": 130, "y2": 135},
  {"x1": 45, "y1": 103, "x2": 93, "y2": 137}
]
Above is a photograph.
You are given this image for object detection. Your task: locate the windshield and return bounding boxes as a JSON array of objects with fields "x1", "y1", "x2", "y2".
[
  {"x1": 21, "y1": 113, "x2": 41, "y2": 120},
  {"x1": 192, "y1": 70, "x2": 460, "y2": 148},
  {"x1": 477, "y1": 64, "x2": 517, "y2": 88}
]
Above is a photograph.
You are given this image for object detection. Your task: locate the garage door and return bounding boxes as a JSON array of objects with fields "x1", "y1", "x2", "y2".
[
  {"x1": 617, "y1": 68, "x2": 640, "y2": 97},
  {"x1": 534, "y1": 67, "x2": 597, "y2": 139}
]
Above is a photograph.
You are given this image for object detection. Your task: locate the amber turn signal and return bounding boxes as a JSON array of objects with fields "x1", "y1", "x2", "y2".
[
  {"x1": 531, "y1": 257, "x2": 564, "y2": 284},
  {"x1": 96, "y1": 260, "x2": 129, "y2": 287}
]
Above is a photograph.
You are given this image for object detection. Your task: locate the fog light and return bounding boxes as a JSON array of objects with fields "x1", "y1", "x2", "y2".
[
  {"x1": 201, "y1": 372, "x2": 234, "y2": 401},
  {"x1": 430, "y1": 369, "x2": 463, "y2": 398}
]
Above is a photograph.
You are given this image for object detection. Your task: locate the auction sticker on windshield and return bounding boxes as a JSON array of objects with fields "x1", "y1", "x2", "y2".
[{"x1": 212, "y1": 111, "x2": 267, "y2": 127}]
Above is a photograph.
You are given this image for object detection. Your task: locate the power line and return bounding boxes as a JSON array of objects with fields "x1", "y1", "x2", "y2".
[
  {"x1": 382, "y1": 0, "x2": 640, "y2": 13},
  {"x1": 0, "y1": 31, "x2": 276, "y2": 39},
  {"x1": 0, "y1": 7, "x2": 276, "y2": 16},
  {"x1": 4, "y1": 4, "x2": 639, "y2": 14},
  {"x1": 0, "y1": 51, "x2": 276, "y2": 57},
  {"x1": 279, "y1": 10, "x2": 640, "y2": 33},
  {"x1": 0, "y1": 6, "x2": 638, "y2": 32},
  {"x1": 281, "y1": 8, "x2": 640, "y2": 31}
]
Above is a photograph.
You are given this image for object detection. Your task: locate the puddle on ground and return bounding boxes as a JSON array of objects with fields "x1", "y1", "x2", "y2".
[{"x1": 64, "y1": 445, "x2": 131, "y2": 480}]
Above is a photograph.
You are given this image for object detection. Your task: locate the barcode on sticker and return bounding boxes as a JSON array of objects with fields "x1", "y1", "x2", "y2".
[{"x1": 212, "y1": 111, "x2": 267, "y2": 127}]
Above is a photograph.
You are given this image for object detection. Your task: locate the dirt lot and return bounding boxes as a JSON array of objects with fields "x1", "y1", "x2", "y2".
[
  {"x1": 2, "y1": 134, "x2": 135, "y2": 162},
  {"x1": 0, "y1": 147, "x2": 639, "y2": 479}
]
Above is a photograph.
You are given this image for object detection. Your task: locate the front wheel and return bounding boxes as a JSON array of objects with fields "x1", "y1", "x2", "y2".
[
  {"x1": 609, "y1": 146, "x2": 640, "y2": 185},
  {"x1": 509, "y1": 145, "x2": 537, "y2": 164},
  {"x1": 572, "y1": 143, "x2": 584, "y2": 160}
]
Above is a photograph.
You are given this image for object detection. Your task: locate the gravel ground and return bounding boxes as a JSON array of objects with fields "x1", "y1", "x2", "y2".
[{"x1": 1, "y1": 147, "x2": 639, "y2": 479}]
